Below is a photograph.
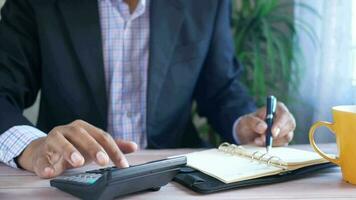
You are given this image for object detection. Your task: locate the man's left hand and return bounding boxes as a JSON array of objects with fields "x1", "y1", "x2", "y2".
[{"x1": 235, "y1": 102, "x2": 296, "y2": 146}]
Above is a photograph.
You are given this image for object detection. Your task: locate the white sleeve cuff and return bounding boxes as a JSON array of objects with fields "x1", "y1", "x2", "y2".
[
  {"x1": 232, "y1": 118, "x2": 241, "y2": 144},
  {"x1": 0, "y1": 125, "x2": 46, "y2": 168}
]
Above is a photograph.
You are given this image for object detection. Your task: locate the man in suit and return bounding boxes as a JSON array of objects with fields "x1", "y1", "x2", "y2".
[{"x1": 0, "y1": 0, "x2": 296, "y2": 178}]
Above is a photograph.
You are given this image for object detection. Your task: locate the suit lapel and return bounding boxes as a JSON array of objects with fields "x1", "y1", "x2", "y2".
[
  {"x1": 147, "y1": 0, "x2": 185, "y2": 130},
  {"x1": 58, "y1": 0, "x2": 107, "y2": 127}
]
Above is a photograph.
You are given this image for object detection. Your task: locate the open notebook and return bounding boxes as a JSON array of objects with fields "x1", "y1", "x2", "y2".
[{"x1": 185, "y1": 142, "x2": 329, "y2": 184}]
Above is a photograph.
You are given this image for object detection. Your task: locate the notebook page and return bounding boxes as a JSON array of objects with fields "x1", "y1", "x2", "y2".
[
  {"x1": 241, "y1": 146, "x2": 327, "y2": 166},
  {"x1": 186, "y1": 149, "x2": 283, "y2": 184}
]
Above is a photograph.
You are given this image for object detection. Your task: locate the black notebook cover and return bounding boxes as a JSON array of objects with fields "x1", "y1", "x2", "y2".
[{"x1": 174, "y1": 163, "x2": 335, "y2": 194}]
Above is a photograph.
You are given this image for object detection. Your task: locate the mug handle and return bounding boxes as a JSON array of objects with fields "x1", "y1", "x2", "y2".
[{"x1": 309, "y1": 121, "x2": 340, "y2": 165}]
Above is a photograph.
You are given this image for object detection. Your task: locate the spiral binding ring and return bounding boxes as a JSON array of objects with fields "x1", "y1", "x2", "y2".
[
  {"x1": 219, "y1": 142, "x2": 245, "y2": 155},
  {"x1": 258, "y1": 152, "x2": 269, "y2": 161},
  {"x1": 267, "y1": 157, "x2": 287, "y2": 168},
  {"x1": 219, "y1": 142, "x2": 230, "y2": 152},
  {"x1": 218, "y1": 142, "x2": 286, "y2": 168},
  {"x1": 251, "y1": 151, "x2": 260, "y2": 161},
  {"x1": 251, "y1": 151, "x2": 269, "y2": 162},
  {"x1": 219, "y1": 142, "x2": 230, "y2": 148}
]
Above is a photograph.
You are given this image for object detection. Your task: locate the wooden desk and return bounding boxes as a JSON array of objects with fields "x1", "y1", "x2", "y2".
[{"x1": 1, "y1": 144, "x2": 355, "y2": 199}]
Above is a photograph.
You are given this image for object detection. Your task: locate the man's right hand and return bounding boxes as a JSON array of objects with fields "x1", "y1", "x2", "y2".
[{"x1": 17, "y1": 120, "x2": 138, "y2": 178}]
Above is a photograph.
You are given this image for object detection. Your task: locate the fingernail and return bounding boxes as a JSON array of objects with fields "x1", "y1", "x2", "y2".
[
  {"x1": 71, "y1": 152, "x2": 84, "y2": 165},
  {"x1": 44, "y1": 167, "x2": 53, "y2": 176},
  {"x1": 130, "y1": 142, "x2": 138, "y2": 151},
  {"x1": 96, "y1": 151, "x2": 109, "y2": 165},
  {"x1": 257, "y1": 122, "x2": 267, "y2": 132},
  {"x1": 120, "y1": 159, "x2": 129, "y2": 168},
  {"x1": 274, "y1": 127, "x2": 281, "y2": 137}
]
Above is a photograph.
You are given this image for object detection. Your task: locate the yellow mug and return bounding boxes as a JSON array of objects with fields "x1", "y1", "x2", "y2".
[{"x1": 309, "y1": 105, "x2": 356, "y2": 184}]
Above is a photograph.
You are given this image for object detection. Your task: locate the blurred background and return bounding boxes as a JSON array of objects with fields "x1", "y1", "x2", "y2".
[
  {"x1": 0, "y1": 0, "x2": 355, "y2": 145},
  {"x1": 195, "y1": 0, "x2": 356, "y2": 145}
]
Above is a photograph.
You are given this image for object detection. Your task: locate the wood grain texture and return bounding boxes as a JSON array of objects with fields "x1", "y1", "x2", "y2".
[{"x1": 1, "y1": 144, "x2": 355, "y2": 200}]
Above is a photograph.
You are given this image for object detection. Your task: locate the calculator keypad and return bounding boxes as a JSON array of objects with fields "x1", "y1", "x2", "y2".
[{"x1": 57, "y1": 173, "x2": 103, "y2": 185}]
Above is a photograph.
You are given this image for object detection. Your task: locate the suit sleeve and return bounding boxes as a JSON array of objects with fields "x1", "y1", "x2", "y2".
[
  {"x1": 194, "y1": 0, "x2": 256, "y2": 143},
  {"x1": 0, "y1": 0, "x2": 41, "y2": 134}
]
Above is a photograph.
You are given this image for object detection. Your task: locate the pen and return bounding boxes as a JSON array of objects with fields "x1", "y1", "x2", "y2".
[{"x1": 265, "y1": 95, "x2": 277, "y2": 153}]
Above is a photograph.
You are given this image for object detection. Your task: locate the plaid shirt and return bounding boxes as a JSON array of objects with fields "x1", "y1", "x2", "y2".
[
  {"x1": 0, "y1": 0, "x2": 149, "y2": 167},
  {"x1": 100, "y1": 0, "x2": 149, "y2": 148}
]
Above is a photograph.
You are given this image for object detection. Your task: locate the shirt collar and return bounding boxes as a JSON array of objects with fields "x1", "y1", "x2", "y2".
[
  {"x1": 99, "y1": 0, "x2": 146, "y2": 7},
  {"x1": 101, "y1": 0, "x2": 147, "y2": 20}
]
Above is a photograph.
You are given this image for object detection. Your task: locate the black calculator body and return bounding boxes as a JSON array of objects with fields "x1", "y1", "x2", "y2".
[{"x1": 50, "y1": 156, "x2": 186, "y2": 200}]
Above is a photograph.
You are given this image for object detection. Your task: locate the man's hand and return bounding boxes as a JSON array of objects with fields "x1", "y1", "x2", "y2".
[
  {"x1": 236, "y1": 102, "x2": 296, "y2": 146},
  {"x1": 17, "y1": 120, "x2": 137, "y2": 178}
]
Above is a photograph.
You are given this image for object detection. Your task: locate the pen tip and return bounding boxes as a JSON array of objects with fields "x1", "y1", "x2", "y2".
[{"x1": 267, "y1": 146, "x2": 271, "y2": 153}]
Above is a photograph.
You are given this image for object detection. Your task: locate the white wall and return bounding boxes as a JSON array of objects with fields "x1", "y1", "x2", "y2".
[
  {"x1": 24, "y1": 95, "x2": 40, "y2": 125},
  {"x1": 0, "y1": 0, "x2": 4, "y2": 13},
  {"x1": 0, "y1": 0, "x2": 40, "y2": 125}
]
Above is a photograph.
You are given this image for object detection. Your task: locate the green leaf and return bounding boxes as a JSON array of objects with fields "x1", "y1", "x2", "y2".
[
  {"x1": 269, "y1": 14, "x2": 320, "y2": 48},
  {"x1": 294, "y1": 17, "x2": 320, "y2": 48},
  {"x1": 261, "y1": 19, "x2": 277, "y2": 80},
  {"x1": 259, "y1": 0, "x2": 278, "y2": 17},
  {"x1": 271, "y1": 33, "x2": 289, "y2": 81},
  {"x1": 277, "y1": 1, "x2": 322, "y2": 20},
  {"x1": 252, "y1": 41, "x2": 267, "y2": 105}
]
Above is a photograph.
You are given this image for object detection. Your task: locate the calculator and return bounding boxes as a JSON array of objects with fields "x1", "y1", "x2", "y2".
[{"x1": 50, "y1": 156, "x2": 186, "y2": 200}]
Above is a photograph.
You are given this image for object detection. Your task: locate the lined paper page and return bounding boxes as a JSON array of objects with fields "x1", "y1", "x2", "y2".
[{"x1": 186, "y1": 149, "x2": 283, "y2": 183}]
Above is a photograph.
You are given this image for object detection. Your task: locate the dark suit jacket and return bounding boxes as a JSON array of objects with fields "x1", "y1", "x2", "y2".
[{"x1": 0, "y1": 0, "x2": 256, "y2": 148}]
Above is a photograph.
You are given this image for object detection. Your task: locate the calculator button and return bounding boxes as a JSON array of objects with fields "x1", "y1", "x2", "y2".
[
  {"x1": 55, "y1": 173, "x2": 103, "y2": 185},
  {"x1": 87, "y1": 179, "x2": 97, "y2": 184}
]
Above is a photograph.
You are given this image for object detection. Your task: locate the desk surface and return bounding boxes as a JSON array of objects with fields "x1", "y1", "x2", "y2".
[{"x1": 0, "y1": 143, "x2": 355, "y2": 200}]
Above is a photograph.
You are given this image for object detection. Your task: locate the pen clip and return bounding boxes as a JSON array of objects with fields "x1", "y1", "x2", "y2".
[
  {"x1": 267, "y1": 96, "x2": 277, "y2": 117},
  {"x1": 272, "y1": 98, "x2": 277, "y2": 115}
]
